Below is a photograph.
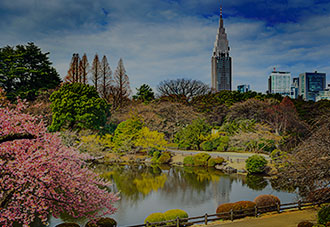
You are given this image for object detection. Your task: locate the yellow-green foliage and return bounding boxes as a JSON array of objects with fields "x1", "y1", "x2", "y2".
[
  {"x1": 79, "y1": 134, "x2": 113, "y2": 154},
  {"x1": 208, "y1": 157, "x2": 225, "y2": 167},
  {"x1": 164, "y1": 209, "x2": 188, "y2": 221},
  {"x1": 193, "y1": 153, "x2": 211, "y2": 166},
  {"x1": 134, "y1": 173, "x2": 167, "y2": 195},
  {"x1": 156, "y1": 152, "x2": 172, "y2": 164},
  {"x1": 144, "y1": 213, "x2": 166, "y2": 224},
  {"x1": 135, "y1": 127, "x2": 168, "y2": 152},
  {"x1": 183, "y1": 156, "x2": 194, "y2": 166}
]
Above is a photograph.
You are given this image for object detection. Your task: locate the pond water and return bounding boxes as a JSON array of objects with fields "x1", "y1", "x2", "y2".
[{"x1": 49, "y1": 164, "x2": 298, "y2": 227}]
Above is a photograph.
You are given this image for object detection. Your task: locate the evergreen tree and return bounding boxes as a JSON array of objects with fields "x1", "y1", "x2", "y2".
[
  {"x1": 133, "y1": 84, "x2": 155, "y2": 103},
  {"x1": 0, "y1": 42, "x2": 61, "y2": 100}
]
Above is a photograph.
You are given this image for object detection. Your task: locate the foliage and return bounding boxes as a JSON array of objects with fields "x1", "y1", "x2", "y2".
[
  {"x1": 133, "y1": 84, "x2": 155, "y2": 103},
  {"x1": 216, "y1": 201, "x2": 256, "y2": 219},
  {"x1": 220, "y1": 119, "x2": 256, "y2": 135},
  {"x1": 134, "y1": 127, "x2": 168, "y2": 152},
  {"x1": 163, "y1": 209, "x2": 188, "y2": 221},
  {"x1": 99, "y1": 55, "x2": 112, "y2": 100},
  {"x1": 157, "y1": 78, "x2": 210, "y2": 102},
  {"x1": 193, "y1": 153, "x2": 211, "y2": 166},
  {"x1": 174, "y1": 119, "x2": 211, "y2": 150},
  {"x1": 207, "y1": 157, "x2": 225, "y2": 167},
  {"x1": 297, "y1": 221, "x2": 314, "y2": 227},
  {"x1": 200, "y1": 140, "x2": 213, "y2": 151},
  {"x1": 144, "y1": 213, "x2": 166, "y2": 224},
  {"x1": 318, "y1": 204, "x2": 330, "y2": 225},
  {"x1": 49, "y1": 83, "x2": 109, "y2": 131},
  {"x1": 0, "y1": 100, "x2": 118, "y2": 226},
  {"x1": 0, "y1": 42, "x2": 61, "y2": 100},
  {"x1": 85, "y1": 217, "x2": 117, "y2": 227},
  {"x1": 79, "y1": 133, "x2": 113, "y2": 155},
  {"x1": 216, "y1": 203, "x2": 235, "y2": 215},
  {"x1": 253, "y1": 195, "x2": 280, "y2": 208},
  {"x1": 183, "y1": 156, "x2": 194, "y2": 166},
  {"x1": 245, "y1": 155, "x2": 268, "y2": 174},
  {"x1": 156, "y1": 152, "x2": 172, "y2": 164}
]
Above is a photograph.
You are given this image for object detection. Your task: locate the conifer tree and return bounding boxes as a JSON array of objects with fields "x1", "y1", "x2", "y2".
[
  {"x1": 99, "y1": 55, "x2": 112, "y2": 99},
  {"x1": 112, "y1": 58, "x2": 131, "y2": 108},
  {"x1": 65, "y1": 53, "x2": 80, "y2": 83},
  {"x1": 91, "y1": 54, "x2": 101, "y2": 91},
  {"x1": 79, "y1": 53, "x2": 89, "y2": 84}
]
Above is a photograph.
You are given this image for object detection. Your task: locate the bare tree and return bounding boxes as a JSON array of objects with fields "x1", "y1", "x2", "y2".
[
  {"x1": 110, "y1": 58, "x2": 131, "y2": 108},
  {"x1": 157, "y1": 78, "x2": 210, "y2": 102},
  {"x1": 79, "y1": 53, "x2": 89, "y2": 84},
  {"x1": 275, "y1": 117, "x2": 330, "y2": 202},
  {"x1": 91, "y1": 54, "x2": 101, "y2": 90},
  {"x1": 65, "y1": 53, "x2": 80, "y2": 83},
  {"x1": 99, "y1": 55, "x2": 112, "y2": 99}
]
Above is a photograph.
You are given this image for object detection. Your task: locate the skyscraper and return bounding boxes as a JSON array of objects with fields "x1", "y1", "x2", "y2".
[
  {"x1": 268, "y1": 70, "x2": 291, "y2": 96},
  {"x1": 299, "y1": 71, "x2": 326, "y2": 101},
  {"x1": 211, "y1": 7, "x2": 232, "y2": 91}
]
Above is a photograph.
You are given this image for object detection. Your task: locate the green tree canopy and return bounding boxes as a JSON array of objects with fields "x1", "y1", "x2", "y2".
[
  {"x1": 0, "y1": 42, "x2": 61, "y2": 100},
  {"x1": 133, "y1": 84, "x2": 155, "y2": 103},
  {"x1": 49, "y1": 83, "x2": 109, "y2": 131}
]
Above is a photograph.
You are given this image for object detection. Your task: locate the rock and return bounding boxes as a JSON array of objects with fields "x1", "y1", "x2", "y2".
[
  {"x1": 237, "y1": 169, "x2": 247, "y2": 173},
  {"x1": 215, "y1": 164, "x2": 225, "y2": 171},
  {"x1": 224, "y1": 166, "x2": 237, "y2": 173}
]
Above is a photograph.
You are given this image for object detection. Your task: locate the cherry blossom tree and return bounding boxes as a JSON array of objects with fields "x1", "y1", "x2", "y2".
[{"x1": 0, "y1": 99, "x2": 118, "y2": 226}]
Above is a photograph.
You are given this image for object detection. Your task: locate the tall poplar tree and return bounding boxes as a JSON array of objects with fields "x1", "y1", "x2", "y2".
[
  {"x1": 91, "y1": 54, "x2": 101, "y2": 91},
  {"x1": 99, "y1": 55, "x2": 112, "y2": 99}
]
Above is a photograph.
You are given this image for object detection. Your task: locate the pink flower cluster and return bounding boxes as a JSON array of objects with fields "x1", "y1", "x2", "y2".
[{"x1": 0, "y1": 100, "x2": 118, "y2": 227}]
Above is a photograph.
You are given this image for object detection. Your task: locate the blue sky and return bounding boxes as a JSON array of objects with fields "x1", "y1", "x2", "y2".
[{"x1": 1, "y1": 0, "x2": 330, "y2": 93}]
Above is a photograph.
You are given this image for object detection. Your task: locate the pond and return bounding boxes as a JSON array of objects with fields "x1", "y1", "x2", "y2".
[{"x1": 49, "y1": 164, "x2": 298, "y2": 226}]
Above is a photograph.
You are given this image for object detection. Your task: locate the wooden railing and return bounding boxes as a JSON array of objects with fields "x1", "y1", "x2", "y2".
[{"x1": 126, "y1": 201, "x2": 319, "y2": 227}]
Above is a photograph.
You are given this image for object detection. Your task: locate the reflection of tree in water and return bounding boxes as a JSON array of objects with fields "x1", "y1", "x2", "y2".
[
  {"x1": 270, "y1": 177, "x2": 297, "y2": 193},
  {"x1": 97, "y1": 164, "x2": 167, "y2": 203},
  {"x1": 244, "y1": 174, "x2": 268, "y2": 191}
]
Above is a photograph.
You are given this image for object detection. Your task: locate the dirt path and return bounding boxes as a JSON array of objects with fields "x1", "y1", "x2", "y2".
[{"x1": 198, "y1": 208, "x2": 317, "y2": 227}]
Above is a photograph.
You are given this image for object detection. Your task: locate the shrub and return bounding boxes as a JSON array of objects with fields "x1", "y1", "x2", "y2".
[
  {"x1": 297, "y1": 221, "x2": 313, "y2": 227},
  {"x1": 164, "y1": 209, "x2": 188, "y2": 221},
  {"x1": 183, "y1": 156, "x2": 194, "y2": 166},
  {"x1": 318, "y1": 204, "x2": 330, "y2": 225},
  {"x1": 216, "y1": 203, "x2": 235, "y2": 218},
  {"x1": 56, "y1": 224, "x2": 80, "y2": 227},
  {"x1": 85, "y1": 217, "x2": 117, "y2": 227},
  {"x1": 254, "y1": 195, "x2": 280, "y2": 209},
  {"x1": 193, "y1": 153, "x2": 211, "y2": 166},
  {"x1": 232, "y1": 201, "x2": 256, "y2": 211},
  {"x1": 213, "y1": 136, "x2": 229, "y2": 151},
  {"x1": 313, "y1": 224, "x2": 325, "y2": 227},
  {"x1": 157, "y1": 152, "x2": 172, "y2": 164},
  {"x1": 200, "y1": 141, "x2": 213, "y2": 151},
  {"x1": 144, "y1": 213, "x2": 166, "y2": 225},
  {"x1": 151, "y1": 151, "x2": 161, "y2": 162},
  {"x1": 208, "y1": 157, "x2": 225, "y2": 167},
  {"x1": 245, "y1": 155, "x2": 268, "y2": 174}
]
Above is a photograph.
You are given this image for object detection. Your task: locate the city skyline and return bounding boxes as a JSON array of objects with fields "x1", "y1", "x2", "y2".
[{"x1": 1, "y1": 0, "x2": 330, "y2": 93}]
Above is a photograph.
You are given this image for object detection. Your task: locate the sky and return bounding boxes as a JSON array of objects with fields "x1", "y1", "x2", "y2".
[{"x1": 1, "y1": 0, "x2": 330, "y2": 93}]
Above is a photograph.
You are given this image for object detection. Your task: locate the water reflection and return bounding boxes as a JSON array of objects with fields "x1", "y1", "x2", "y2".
[{"x1": 49, "y1": 164, "x2": 297, "y2": 227}]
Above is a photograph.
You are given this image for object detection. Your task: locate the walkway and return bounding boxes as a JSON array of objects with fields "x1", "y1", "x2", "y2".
[{"x1": 199, "y1": 208, "x2": 317, "y2": 227}]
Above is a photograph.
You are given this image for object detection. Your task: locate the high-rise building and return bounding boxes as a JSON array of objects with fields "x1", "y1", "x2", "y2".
[
  {"x1": 237, "y1": 84, "x2": 250, "y2": 93},
  {"x1": 268, "y1": 70, "x2": 291, "y2": 96},
  {"x1": 290, "y1": 77, "x2": 299, "y2": 99},
  {"x1": 299, "y1": 71, "x2": 326, "y2": 101},
  {"x1": 211, "y1": 7, "x2": 232, "y2": 91}
]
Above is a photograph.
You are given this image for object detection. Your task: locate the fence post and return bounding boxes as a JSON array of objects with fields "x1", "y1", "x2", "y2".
[
  {"x1": 176, "y1": 217, "x2": 180, "y2": 227},
  {"x1": 254, "y1": 206, "x2": 258, "y2": 217},
  {"x1": 277, "y1": 203, "x2": 280, "y2": 213},
  {"x1": 298, "y1": 200, "x2": 301, "y2": 210},
  {"x1": 230, "y1": 209, "x2": 234, "y2": 221},
  {"x1": 204, "y1": 213, "x2": 208, "y2": 225}
]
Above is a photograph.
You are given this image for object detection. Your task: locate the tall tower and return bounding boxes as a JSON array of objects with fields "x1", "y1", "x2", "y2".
[{"x1": 211, "y1": 6, "x2": 232, "y2": 91}]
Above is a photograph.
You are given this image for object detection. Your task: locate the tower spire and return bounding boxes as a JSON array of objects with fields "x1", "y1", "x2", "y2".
[{"x1": 220, "y1": 5, "x2": 223, "y2": 18}]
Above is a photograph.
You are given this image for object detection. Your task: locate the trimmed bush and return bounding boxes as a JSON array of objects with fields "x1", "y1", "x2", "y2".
[
  {"x1": 254, "y1": 195, "x2": 280, "y2": 210},
  {"x1": 232, "y1": 201, "x2": 256, "y2": 211},
  {"x1": 144, "y1": 213, "x2": 166, "y2": 224},
  {"x1": 297, "y1": 221, "x2": 313, "y2": 227},
  {"x1": 318, "y1": 204, "x2": 330, "y2": 225},
  {"x1": 183, "y1": 156, "x2": 194, "y2": 166},
  {"x1": 245, "y1": 155, "x2": 268, "y2": 174},
  {"x1": 56, "y1": 224, "x2": 80, "y2": 227},
  {"x1": 85, "y1": 217, "x2": 117, "y2": 227},
  {"x1": 164, "y1": 209, "x2": 188, "y2": 221},
  {"x1": 157, "y1": 152, "x2": 171, "y2": 164},
  {"x1": 216, "y1": 203, "x2": 235, "y2": 218},
  {"x1": 216, "y1": 201, "x2": 256, "y2": 219},
  {"x1": 193, "y1": 153, "x2": 211, "y2": 166},
  {"x1": 208, "y1": 157, "x2": 225, "y2": 167},
  {"x1": 201, "y1": 141, "x2": 213, "y2": 151}
]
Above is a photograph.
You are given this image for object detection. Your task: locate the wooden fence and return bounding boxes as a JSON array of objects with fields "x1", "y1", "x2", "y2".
[{"x1": 126, "y1": 200, "x2": 319, "y2": 227}]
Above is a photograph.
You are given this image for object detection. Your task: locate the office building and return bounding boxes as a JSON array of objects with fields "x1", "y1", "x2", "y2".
[
  {"x1": 299, "y1": 71, "x2": 326, "y2": 101},
  {"x1": 268, "y1": 71, "x2": 291, "y2": 96},
  {"x1": 237, "y1": 84, "x2": 250, "y2": 93}
]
